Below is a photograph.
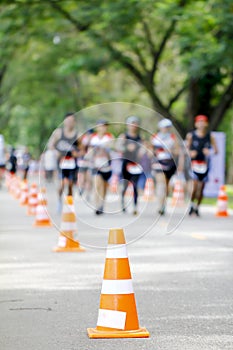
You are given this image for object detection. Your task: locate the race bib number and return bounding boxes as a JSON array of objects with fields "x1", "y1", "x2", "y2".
[
  {"x1": 157, "y1": 150, "x2": 171, "y2": 161},
  {"x1": 192, "y1": 161, "x2": 208, "y2": 174},
  {"x1": 59, "y1": 157, "x2": 76, "y2": 170},
  {"x1": 126, "y1": 162, "x2": 143, "y2": 175}
]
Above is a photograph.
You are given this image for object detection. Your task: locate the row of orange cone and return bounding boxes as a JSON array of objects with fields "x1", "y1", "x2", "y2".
[
  {"x1": 113, "y1": 174, "x2": 230, "y2": 216},
  {"x1": 5, "y1": 173, "x2": 85, "y2": 251},
  {"x1": 6, "y1": 173, "x2": 230, "y2": 229},
  {"x1": 111, "y1": 174, "x2": 156, "y2": 202},
  {"x1": 5, "y1": 173, "x2": 149, "y2": 338},
  {"x1": 4, "y1": 172, "x2": 230, "y2": 339}
]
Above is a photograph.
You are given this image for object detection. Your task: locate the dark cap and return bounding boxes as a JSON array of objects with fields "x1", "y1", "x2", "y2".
[
  {"x1": 96, "y1": 119, "x2": 108, "y2": 126},
  {"x1": 126, "y1": 116, "x2": 140, "y2": 125},
  {"x1": 64, "y1": 112, "x2": 75, "y2": 120}
]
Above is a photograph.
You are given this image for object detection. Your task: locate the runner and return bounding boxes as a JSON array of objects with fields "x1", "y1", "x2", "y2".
[
  {"x1": 6, "y1": 147, "x2": 17, "y2": 176},
  {"x1": 151, "y1": 118, "x2": 183, "y2": 215},
  {"x1": 76, "y1": 129, "x2": 94, "y2": 199},
  {"x1": 185, "y1": 115, "x2": 218, "y2": 216},
  {"x1": 89, "y1": 120, "x2": 114, "y2": 215},
  {"x1": 119, "y1": 116, "x2": 143, "y2": 215},
  {"x1": 42, "y1": 148, "x2": 57, "y2": 182},
  {"x1": 21, "y1": 147, "x2": 31, "y2": 180},
  {"x1": 48, "y1": 113, "x2": 82, "y2": 212}
]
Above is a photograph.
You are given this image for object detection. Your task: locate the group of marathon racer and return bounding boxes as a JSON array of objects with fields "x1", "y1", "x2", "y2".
[{"x1": 48, "y1": 113, "x2": 218, "y2": 217}]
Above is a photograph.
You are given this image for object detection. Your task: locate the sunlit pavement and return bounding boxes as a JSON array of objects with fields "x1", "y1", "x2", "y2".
[{"x1": 0, "y1": 181, "x2": 233, "y2": 350}]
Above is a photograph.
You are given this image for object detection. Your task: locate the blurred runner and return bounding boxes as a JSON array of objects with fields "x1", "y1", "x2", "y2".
[
  {"x1": 21, "y1": 147, "x2": 31, "y2": 180},
  {"x1": 76, "y1": 129, "x2": 94, "y2": 199},
  {"x1": 185, "y1": 115, "x2": 218, "y2": 216},
  {"x1": 138, "y1": 140, "x2": 153, "y2": 193},
  {"x1": 48, "y1": 112, "x2": 83, "y2": 212},
  {"x1": 89, "y1": 120, "x2": 114, "y2": 215},
  {"x1": 6, "y1": 147, "x2": 17, "y2": 175},
  {"x1": 42, "y1": 148, "x2": 57, "y2": 182},
  {"x1": 118, "y1": 116, "x2": 143, "y2": 215},
  {"x1": 151, "y1": 118, "x2": 183, "y2": 215}
]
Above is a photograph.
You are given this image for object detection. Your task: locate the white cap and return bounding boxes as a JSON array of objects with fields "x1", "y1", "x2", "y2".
[
  {"x1": 126, "y1": 116, "x2": 140, "y2": 125},
  {"x1": 158, "y1": 118, "x2": 172, "y2": 129}
]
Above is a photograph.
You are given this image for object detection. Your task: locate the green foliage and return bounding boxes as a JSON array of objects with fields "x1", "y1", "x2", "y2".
[
  {"x1": 177, "y1": 0, "x2": 233, "y2": 76},
  {"x1": 0, "y1": 0, "x2": 232, "y2": 163}
]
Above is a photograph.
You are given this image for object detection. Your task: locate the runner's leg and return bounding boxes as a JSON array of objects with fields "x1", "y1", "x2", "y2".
[
  {"x1": 155, "y1": 171, "x2": 166, "y2": 214},
  {"x1": 94, "y1": 174, "x2": 104, "y2": 214}
]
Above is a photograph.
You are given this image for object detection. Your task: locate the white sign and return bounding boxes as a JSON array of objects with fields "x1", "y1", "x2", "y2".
[{"x1": 204, "y1": 132, "x2": 226, "y2": 197}]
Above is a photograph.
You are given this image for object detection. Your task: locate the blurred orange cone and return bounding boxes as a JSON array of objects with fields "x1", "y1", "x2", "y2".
[
  {"x1": 33, "y1": 188, "x2": 52, "y2": 227},
  {"x1": 143, "y1": 178, "x2": 155, "y2": 202},
  {"x1": 7, "y1": 173, "x2": 15, "y2": 194},
  {"x1": 27, "y1": 183, "x2": 38, "y2": 216},
  {"x1": 9, "y1": 175, "x2": 20, "y2": 199},
  {"x1": 5, "y1": 171, "x2": 11, "y2": 191},
  {"x1": 172, "y1": 179, "x2": 185, "y2": 207},
  {"x1": 215, "y1": 185, "x2": 229, "y2": 217},
  {"x1": 53, "y1": 196, "x2": 85, "y2": 252},
  {"x1": 14, "y1": 177, "x2": 22, "y2": 200},
  {"x1": 87, "y1": 228, "x2": 149, "y2": 338},
  {"x1": 19, "y1": 180, "x2": 29, "y2": 206}
]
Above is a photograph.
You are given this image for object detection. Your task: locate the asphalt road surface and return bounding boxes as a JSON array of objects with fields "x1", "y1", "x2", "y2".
[{"x1": 0, "y1": 181, "x2": 233, "y2": 350}]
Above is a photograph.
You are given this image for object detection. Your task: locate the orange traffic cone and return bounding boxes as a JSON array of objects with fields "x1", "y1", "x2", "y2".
[
  {"x1": 171, "y1": 179, "x2": 185, "y2": 207},
  {"x1": 110, "y1": 174, "x2": 119, "y2": 194},
  {"x1": 9, "y1": 175, "x2": 19, "y2": 198},
  {"x1": 143, "y1": 178, "x2": 155, "y2": 202},
  {"x1": 27, "y1": 183, "x2": 38, "y2": 216},
  {"x1": 5, "y1": 171, "x2": 11, "y2": 190},
  {"x1": 7, "y1": 173, "x2": 14, "y2": 193},
  {"x1": 14, "y1": 178, "x2": 22, "y2": 200},
  {"x1": 87, "y1": 228, "x2": 149, "y2": 338},
  {"x1": 215, "y1": 185, "x2": 229, "y2": 217},
  {"x1": 19, "y1": 180, "x2": 29, "y2": 206},
  {"x1": 33, "y1": 188, "x2": 52, "y2": 227},
  {"x1": 53, "y1": 196, "x2": 85, "y2": 252}
]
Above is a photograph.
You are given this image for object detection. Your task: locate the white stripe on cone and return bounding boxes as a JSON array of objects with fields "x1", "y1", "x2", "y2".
[
  {"x1": 101, "y1": 279, "x2": 134, "y2": 295},
  {"x1": 106, "y1": 244, "x2": 128, "y2": 259},
  {"x1": 62, "y1": 205, "x2": 75, "y2": 214},
  {"x1": 60, "y1": 222, "x2": 77, "y2": 231},
  {"x1": 217, "y1": 200, "x2": 227, "y2": 211},
  {"x1": 58, "y1": 236, "x2": 67, "y2": 248},
  {"x1": 36, "y1": 206, "x2": 49, "y2": 220},
  {"x1": 29, "y1": 198, "x2": 37, "y2": 205}
]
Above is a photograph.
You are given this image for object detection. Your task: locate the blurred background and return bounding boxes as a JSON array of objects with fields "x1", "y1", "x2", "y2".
[{"x1": 0, "y1": 0, "x2": 232, "y2": 186}]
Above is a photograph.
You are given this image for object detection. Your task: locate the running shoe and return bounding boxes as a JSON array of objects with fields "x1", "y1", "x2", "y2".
[
  {"x1": 158, "y1": 207, "x2": 165, "y2": 215},
  {"x1": 188, "y1": 206, "x2": 194, "y2": 216}
]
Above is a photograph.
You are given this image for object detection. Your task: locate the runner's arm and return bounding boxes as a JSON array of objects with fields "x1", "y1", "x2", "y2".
[
  {"x1": 115, "y1": 133, "x2": 126, "y2": 153},
  {"x1": 185, "y1": 132, "x2": 197, "y2": 158},
  {"x1": 203, "y1": 134, "x2": 218, "y2": 156},
  {"x1": 47, "y1": 129, "x2": 62, "y2": 150}
]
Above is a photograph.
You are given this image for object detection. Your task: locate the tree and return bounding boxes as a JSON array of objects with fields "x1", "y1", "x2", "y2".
[
  {"x1": 0, "y1": 0, "x2": 233, "y2": 151},
  {"x1": 47, "y1": 0, "x2": 233, "y2": 135}
]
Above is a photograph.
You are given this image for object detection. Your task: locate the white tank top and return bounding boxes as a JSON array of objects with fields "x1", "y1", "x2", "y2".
[{"x1": 151, "y1": 132, "x2": 175, "y2": 160}]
